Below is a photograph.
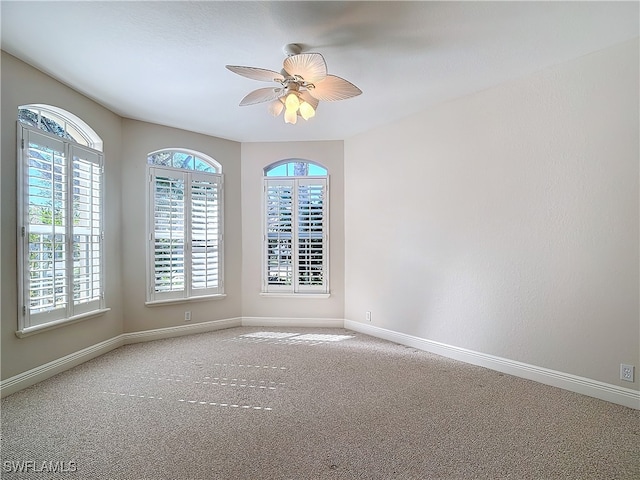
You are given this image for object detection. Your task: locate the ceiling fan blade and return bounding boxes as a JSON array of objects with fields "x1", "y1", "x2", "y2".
[
  {"x1": 307, "y1": 74, "x2": 362, "y2": 101},
  {"x1": 283, "y1": 53, "x2": 327, "y2": 83},
  {"x1": 239, "y1": 87, "x2": 284, "y2": 106},
  {"x1": 226, "y1": 65, "x2": 285, "y2": 83},
  {"x1": 299, "y1": 90, "x2": 319, "y2": 110}
]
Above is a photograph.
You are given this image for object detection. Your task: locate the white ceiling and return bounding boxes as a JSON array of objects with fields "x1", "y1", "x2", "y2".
[{"x1": 2, "y1": 1, "x2": 638, "y2": 143}]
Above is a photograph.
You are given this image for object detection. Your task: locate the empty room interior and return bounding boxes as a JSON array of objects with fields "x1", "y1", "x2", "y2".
[{"x1": 1, "y1": 1, "x2": 639, "y2": 479}]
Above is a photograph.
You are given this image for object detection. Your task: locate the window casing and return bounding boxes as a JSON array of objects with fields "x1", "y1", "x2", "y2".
[
  {"x1": 263, "y1": 161, "x2": 328, "y2": 295},
  {"x1": 146, "y1": 150, "x2": 223, "y2": 303},
  {"x1": 17, "y1": 113, "x2": 105, "y2": 334}
]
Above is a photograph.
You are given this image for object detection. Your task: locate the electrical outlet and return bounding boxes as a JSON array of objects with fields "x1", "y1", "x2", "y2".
[
  {"x1": 620, "y1": 364, "x2": 634, "y2": 382},
  {"x1": 184, "y1": 311, "x2": 191, "y2": 322},
  {"x1": 366, "y1": 311, "x2": 371, "y2": 322}
]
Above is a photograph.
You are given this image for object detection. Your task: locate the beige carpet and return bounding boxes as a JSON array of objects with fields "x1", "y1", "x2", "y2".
[{"x1": 1, "y1": 327, "x2": 639, "y2": 479}]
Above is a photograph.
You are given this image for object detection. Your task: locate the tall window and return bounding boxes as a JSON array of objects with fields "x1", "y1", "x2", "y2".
[
  {"x1": 17, "y1": 105, "x2": 105, "y2": 334},
  {"x1": 263, "y1": 160, "x2": 328, "y2": 295},
  {"x1": 147, "y1": 149, "x2": 223, "y2": 303}
]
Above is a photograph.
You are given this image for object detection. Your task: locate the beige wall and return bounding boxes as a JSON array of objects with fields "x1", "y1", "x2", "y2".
[
  {"x1": 1, "y1": 52, "x2": 124, "y2": 379},
  {"x1": 120, "y1": 119, "x2": 242, "y2": 332},
  {"x1": 241, "y1": 141, "x2": 345, "y2": 320},
  {"x1": 344, "y1": 39, "x2": 640, "y2": 389},
  {"x1": 3, "y1": 37, "x2": 638, "y2": 398}
]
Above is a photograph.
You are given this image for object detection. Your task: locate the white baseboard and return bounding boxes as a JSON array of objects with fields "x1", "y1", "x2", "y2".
[
  {"x1": 0, "y1": 335, "x2": 125, "y2": 398},
  {"x1": 122, "y1": 317, "x2": 242, "y2": 344},
  {"x1": 345, "y1": 319, "x2": 640, "y2": 410},
  {"x1": 241, "y1": 316, "x2": 344, "y2": 328},
  {"x1": 4, "y1": 316, "x2": 638, "y2": 410},
  {"x1": 0, "y1": 318, "x2": 242, "y2": 398}
]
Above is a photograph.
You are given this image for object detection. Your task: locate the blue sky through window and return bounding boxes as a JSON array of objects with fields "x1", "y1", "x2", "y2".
[{"x1": 265, "y1": 161, "x2": 327, "y2": 177}]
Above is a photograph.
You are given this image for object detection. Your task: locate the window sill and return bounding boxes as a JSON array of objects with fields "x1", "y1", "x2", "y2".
[
  {"x1": 15, "y1": 308, "x2": 111, "y2": 338},
  {"x1": 145, "y1": 294, "x2": 227, "y2": 307},
  {"x1": 259, "y1": 293, "x2": 331, "y2": 299}
]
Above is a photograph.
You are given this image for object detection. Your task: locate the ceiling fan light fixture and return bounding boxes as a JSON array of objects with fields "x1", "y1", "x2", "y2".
[
  {"x1": 284, "y1": 108, "x2": 298, "y2": 124},
  {"x1": 226, "y1": 44, "x2": 361, "y2": 126},
  {"x1": 285, "y1": 93, "x2": 300, "y2": 111},
  {"x1": 299, "y1": 101, "x2": 315, "y2": 120}
]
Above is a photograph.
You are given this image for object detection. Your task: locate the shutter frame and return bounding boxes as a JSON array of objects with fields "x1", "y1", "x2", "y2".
[
  {"x1": 263, "y1": 176, "x2": 328, "y2": 294},
  {"x1": 17, "y1": 124, "x2": 105, "y2": 330},
  {"x1": 147, "y1": 165, "x2": 224, "y2": 302}
]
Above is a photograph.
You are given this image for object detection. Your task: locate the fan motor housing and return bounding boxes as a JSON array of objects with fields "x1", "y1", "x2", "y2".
[{"x1": 283, "y1": 43, "x2": 303, "y2": 56}]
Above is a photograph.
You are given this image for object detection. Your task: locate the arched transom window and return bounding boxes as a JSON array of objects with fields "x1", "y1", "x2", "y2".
[
  {"x1": 19, "y1": 104, "x2": 103, "y2": 151},
  {"x1": 147, "y1": 149, "x2": 220, "y2": 173},
  {"x1": 264, "y1": 160, "x2": 327, "y2": 177}
]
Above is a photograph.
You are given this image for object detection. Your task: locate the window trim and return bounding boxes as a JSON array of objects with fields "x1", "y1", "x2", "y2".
[
  {"x1": 146, "y1": 151, "x2": 224, "y2": 303},
  {"x1": 262, "y1": 163, "x2": 329, "y2": 296},
  {"x1": 15, "y1": 308, "x2": 111, "y2": 338},
  {"x1": 16, "y1": 121, "x2": 106, "y2": 336}
]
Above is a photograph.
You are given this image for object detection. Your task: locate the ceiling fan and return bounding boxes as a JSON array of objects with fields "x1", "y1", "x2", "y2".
[{"x1": 226, "y1": 43, "x2": 362, "y2": 124}]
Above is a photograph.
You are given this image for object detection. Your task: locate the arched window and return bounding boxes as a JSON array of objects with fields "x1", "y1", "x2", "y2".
[
  {"x1": 263, "y1": 159, "x2": 329, "y2": 295},
  {"x1": 147, "y1": 149, "x2": 220, "y2": 173},
  {"x1": 264, "y1": 160, "x2": 327, "y2": 177},
  {"x1": 18, "y1": 104, "x2": 103, "y2": 151},
  {"x1": 146, "y1": 149, "x2": 224, "y2": 303},
  {"x1": 17, "y1": 105, "x2": 106, "y2": 335}
]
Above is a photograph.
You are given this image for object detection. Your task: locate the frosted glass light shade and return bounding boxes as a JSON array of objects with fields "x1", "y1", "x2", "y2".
[
  {"x1": 284, "y1": 108, "x2": 298, "y2": 124},
  {"x1": 285, "y1": 93, "x2": 300, "y2": 111}
]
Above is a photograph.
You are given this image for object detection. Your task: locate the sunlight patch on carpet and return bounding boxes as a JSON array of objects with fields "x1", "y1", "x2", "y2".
[
  {"x1": 241, "y1": 332, "x2": 299, "y2": 339},
  {"x1": 228, "y1": 332, "x2": 355, "y2": 345}
]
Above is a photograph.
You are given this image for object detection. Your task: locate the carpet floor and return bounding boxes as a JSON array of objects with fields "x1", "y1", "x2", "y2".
[{"x1": 1, "y1": 326, "x2": 638, "y2": 479}]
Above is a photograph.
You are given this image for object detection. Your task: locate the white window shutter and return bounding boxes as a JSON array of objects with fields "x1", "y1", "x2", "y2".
[
  {"x1": 150, "y1": 168, "x2": 186, "y2": 300},
  {"x1": 18, "y1": 126, "x2": 105, "y2": 330},
  {"x1": 148, "y1": 166, "x2": 223, "y2": 301},
  {"x1": 296, "y1": 179, "x2": 327, "y2": 291},
  {"x1": 263, "y1": 176, "x2": 328, "y2": 294},
  {"x1": 265, "y1": 180, "x2": 294, "y2": 291},
  {"x1": 70, "y1": 144, "x2": 104, "y2": 315},
  {"x1": 190, "y1": 172, "x2": 223, "y2": 295},
  {"x1": 21, "y1": 129, "x2": 69, "y2": 326}
]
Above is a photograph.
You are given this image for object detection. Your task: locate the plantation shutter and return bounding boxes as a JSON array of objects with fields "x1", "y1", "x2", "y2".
[
  {"x1": 297, "y1": 179, "x2": 327, "y2": 290},
  {"x1": 265, "y1": 180, "x2": 294, "y2": 290},
  {"x1": 264, "y1": 177, "x2": 327, "y2": 294},
  {"x1": 150, "y1": 168, "x2": 186, "y2": 300},
  {"x1": 70, "y1": 145, "x2": 103, "y2": 315},
  {"x1": 191, "y1": 172, "x2": 223, "y2": 295},
  {"x1": 19, "y1": 127, "x2": 104, "y2": 328},
  {"x1": 149, "y1": 167, "x2": 223, "y2": 301}
]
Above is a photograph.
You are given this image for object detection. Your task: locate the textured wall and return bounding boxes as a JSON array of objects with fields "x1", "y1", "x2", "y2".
[
  {"x1": 1, "y1": 52, "x2": 125, "y2": 379},
  {"x1": 241, "y1": 141, "x2": 345, "y2": 320},
  {"x1": 120, "y1": 119, "x2": 242, "y2": 333},
  {"x1": 344, "y1": 39, "x2": 639, "y2": 388}
]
